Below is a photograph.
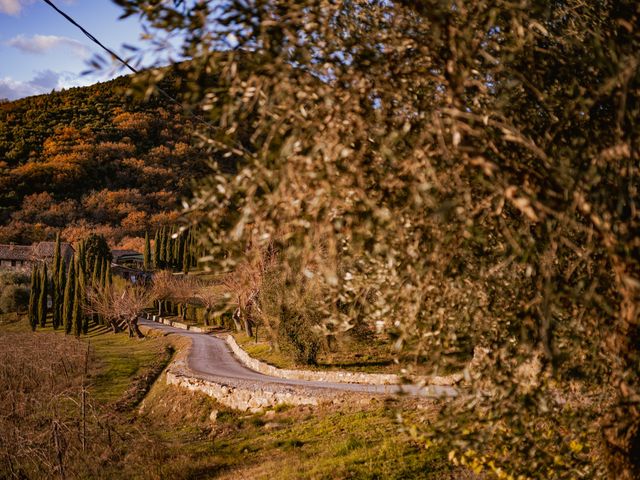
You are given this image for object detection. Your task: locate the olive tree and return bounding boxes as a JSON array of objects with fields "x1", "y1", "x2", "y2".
[{"x1": 114, "y1": 0, "x2": 640, "y2": 477}]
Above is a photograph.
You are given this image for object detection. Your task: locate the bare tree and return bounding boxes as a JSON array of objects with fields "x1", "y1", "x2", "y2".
[
  {"x1": 193, "y1": 282, "x2": 226, "y2": 326},
  {"x1": 168, "y1": 274, "x2": 199, "y2": 322},
  {"x1": 149, "y1": 270, "x2": 174, "y2": 318},
  {"x1": 220, "y1": 243, "x2": 275, "y2": 337},
  {"x1": 86, "y1": 284, "x2": 149, "y2": 337}
]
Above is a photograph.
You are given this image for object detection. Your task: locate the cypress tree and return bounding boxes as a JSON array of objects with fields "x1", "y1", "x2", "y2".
[
  {"x1": 56, "y1": 260, "x2": 66, "y2": 330},
  {"x1": 158, "y1": 227, "x2": 166, "y2": 268},
  {"x1": 90, "y1": 255, "x2": 101, "y2": 325},
  {"x1": 72, "y1": 264, "x2": 82, "y2": 337},
  {"x1": 37, "y1": 263, "x2": 48, "y2": 328},
  {"x1": 100, "y1": 257, "x2": 108, "y2": 287},
  {"x1": 165, "y1": 228, "x2": 174, "y2": 269},
  {"x1": 182, "y1": 234, "x2": 190, "y2": 274},
  {"x1": 190, "y1": 230, "x2": 198, "y2": 268},
  {"x1": 174, "y1": 229, "x2": 181, "y2": 269},
  {"x1": 63, "y1": 261, "x2": 75, "y2": 334},
  {"x1": 153, "y1": 230, "x2": 161, "y2": 269},
  {"x1": 92, "y1": 255, "x2": 101, "y2": 287},
  {"x1": 78, "y1": 241, "x2": 86, "y2": 281},
  {"x1": 82, "y1": 299, "x2": 90, "y2": 335},
  {"x1": 144, "y1": 231, "x2": 151, "y2": 271},
  {"x1": 52, "y1": 233, "x2": 61, "y2": 276},
  {"x1": 105, "y1": 261, "x2": 112, "y2": 286},
  {"x1": 28, "y1": 266, "x2": 38, "y2": 331},
  {"x1": 51, "y1": 234, "x2": 61, "y2": 329}
]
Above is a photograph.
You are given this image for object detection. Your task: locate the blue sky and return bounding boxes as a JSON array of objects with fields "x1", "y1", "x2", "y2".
[{"x1": 0, "y1": 0, "x2": 154, "y2": 100}]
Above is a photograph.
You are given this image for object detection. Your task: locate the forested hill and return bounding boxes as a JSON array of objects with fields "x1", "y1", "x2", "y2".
[{"x1": 0, "y1": 73, "x2": 207, "y2": 249}]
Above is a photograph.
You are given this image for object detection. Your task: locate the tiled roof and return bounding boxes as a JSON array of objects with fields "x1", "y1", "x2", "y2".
[
  {"x1": 112, "y1": 249, "x2": 142, "y2": 260},
  {"x1": 0, "y1": 242, "x2": 75, "y2": 262},
  {"x1": 32, "y1": 242, "x2": 74, "y2": 259},
  {"x1": 0, "y1": 244, "x2": 33, "y2": 261}
]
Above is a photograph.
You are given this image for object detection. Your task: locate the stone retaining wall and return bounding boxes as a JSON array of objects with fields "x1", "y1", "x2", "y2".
[
  {"x1": 143, "y1": 313, "x2": 466, "y2": 388},
  {"x1": 142, "y1": 312, "x2": 218, "y2": 333},
  {"x1": 224, "y1": 334, "x2": 401, "y2": 385},
  {"x1": 140, "y1": 323, "x2": 328, "y2": 412},
  {"x1": 166, "y1": 370, "x2": 319, "y2": 412}
]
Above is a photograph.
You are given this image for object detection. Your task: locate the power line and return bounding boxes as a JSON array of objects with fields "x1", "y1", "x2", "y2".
[
  {"x1": 42, "y1": 0, "x2": 138, "y2": 75},
  {"x1": 41, "y1": 0, "x2": 251, "y2": 158}
]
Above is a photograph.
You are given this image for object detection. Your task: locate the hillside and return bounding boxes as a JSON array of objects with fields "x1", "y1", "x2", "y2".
[{"x1": 0, "y1": 73, "x2": 206, "y2": 248}]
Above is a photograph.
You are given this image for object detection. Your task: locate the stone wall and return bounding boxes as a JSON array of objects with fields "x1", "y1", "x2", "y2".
[
  {"x1": 142, "y1": 312, "x2": 218, "y2": 333},
  {"x1": 165, "y1": 370, "x2": 319, "y2": 412},
  {"x1": 140, "y1": 323, "x2": 332, "y2": 412},
  {"x1": 144, "y1": 314, "x2": 467, "y2": 391},
  {"x1": 224, "y1": 334, "x2": 403, "y2": 385}
]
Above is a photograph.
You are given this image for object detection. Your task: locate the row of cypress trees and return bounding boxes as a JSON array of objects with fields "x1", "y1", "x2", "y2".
[
  {"x1": 28, "y1": 233, "x2": 112, "y2": 336},
  {"x1": 145, "y1": 227, "x2": 199, "y2": 273}
]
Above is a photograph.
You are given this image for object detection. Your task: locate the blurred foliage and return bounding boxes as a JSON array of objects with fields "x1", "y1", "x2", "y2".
[{"x1": 113, "y1": 0, "x2": 638, "y2": 477}]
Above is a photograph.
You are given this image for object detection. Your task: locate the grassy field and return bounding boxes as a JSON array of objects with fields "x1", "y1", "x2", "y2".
[
  {"x1": 0, "y1": 314, "x2": 172, "y2": 404},
  {"x1": 137, "y1": 380, "x2": 454, "y2": 480},
  {"x1": 232, "y1": 331, "x2": 401, "y2": 374},
  {"x1": 0, "y1": 314, "x2": 459, "y2": 479}
]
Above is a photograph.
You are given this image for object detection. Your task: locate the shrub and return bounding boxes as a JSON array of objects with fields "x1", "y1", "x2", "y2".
[
  {"x1": 0, "y1": 270, "x2": 30, "y2": 288},
  {"x1": 278, "y1": 305, "x2": 321, "y2": 365},
  {"x1": 0, "y1": 284, "x2": 29, "y2": 313}
]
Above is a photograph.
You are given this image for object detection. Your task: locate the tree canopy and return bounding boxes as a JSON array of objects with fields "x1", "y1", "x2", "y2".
[
  {"x1": 85, "y1": 0, "x2": 640, "y2": 477},
  {"x1": 0, "y1": 72, "x2": 207, "y2": 246}
]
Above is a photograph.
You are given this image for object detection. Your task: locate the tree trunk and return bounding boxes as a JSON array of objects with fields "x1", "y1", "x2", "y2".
[
  {"x1": 232, "y1": 307, "x2": 242, "y2": 332},
  {"x1": 109, "y1": 318, "x2": 121, "y2": 333},
  {"x1": 129, "y1": 316, "x2": 144, "y2": 338},
  {"x1": 157, "y1": 300, "x2": 162, "y2": 317},
  {"x1": 244, "y1": 316, "x2": 253, "y2": 338}
]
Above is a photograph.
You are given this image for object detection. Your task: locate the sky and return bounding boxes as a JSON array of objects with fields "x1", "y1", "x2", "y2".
[{"x1": 0, "y1": 0, "x2": 155, "y2": 100}]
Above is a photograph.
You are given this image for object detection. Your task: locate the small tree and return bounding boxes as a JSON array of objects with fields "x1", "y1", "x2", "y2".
[
  {"x1": 153, "y1": 230, "x2": 160, "y2": 269},
  {"x1": 169, "y1": 274, "x2": 199, "y2": 322},
  {"x1": 51, "y1": 233, "x2": 62, "y2": 329},
  {"x1": 72, "y1": 262, "x2": 83, "y2": 337},
  {"x1": 150, "y1": 270, "x2": 175, "y2": 317},
  {"x1": 86, "y1": 284, "x2": 150, "y2": 337},
  {"x1": 55, "y1": 259, "x2": 66, "y2": 330},
  {"x1": 37, "y1": 263, "x2": 48, "y2": 328},
  {"x1": 28, "y1": 267, "x2": 38, "y2": 331},
  {"x1": 143, "y1": 231, "x2": 151, "y2": 271},
  {"x1": 194, "y1": 283, "x2": 225, "y2": 326},
  {"x1": 63, "y1": 261, "x2": 75, "y2": 335},
  {"x1": 0, "y1": 285, "x2": 29, "y2": 314}
]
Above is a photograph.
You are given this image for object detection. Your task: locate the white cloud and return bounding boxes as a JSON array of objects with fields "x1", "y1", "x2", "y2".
[
  {"x1": 0, "y1": 76, "x2": 38, "y2": 99},
  {"x1": 0, "y1": 0, "x2": 32, "y2": 16},
  {"x1": 7, "y1": 34, "x2": 90, "y2": 58},
  {"x1": 0, "y1": 69, "x2": 93, "y2": 101},
  {"x1": 0, "y1": 0, "x2": 75, "y2": 16}
]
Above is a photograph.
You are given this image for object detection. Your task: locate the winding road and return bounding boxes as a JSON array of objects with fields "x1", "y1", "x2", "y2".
[{"x1": 139, "y1": 318, "x2": 458, "y2": 398}]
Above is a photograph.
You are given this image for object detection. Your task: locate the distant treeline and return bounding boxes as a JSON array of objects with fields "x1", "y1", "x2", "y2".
[{"x1": 0, "y1": 72, "x2": 209, "y2": 247}]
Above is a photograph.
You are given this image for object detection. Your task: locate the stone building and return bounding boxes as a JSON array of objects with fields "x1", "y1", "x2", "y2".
[{"x1": 0, "y1": 241, "x2": 74, "y2": 271}]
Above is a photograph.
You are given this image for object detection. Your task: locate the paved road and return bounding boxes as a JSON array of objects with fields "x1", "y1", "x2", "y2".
[{"x1": 139, "y1": 318, "x2": 458, "y2": 398}]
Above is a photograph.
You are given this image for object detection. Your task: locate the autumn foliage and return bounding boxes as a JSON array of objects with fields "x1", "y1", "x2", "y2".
[{"x1": 0, "y1": 75, "x2": 207, "y2": 246}]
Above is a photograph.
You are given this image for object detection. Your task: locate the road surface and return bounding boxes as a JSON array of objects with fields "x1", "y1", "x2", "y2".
[{"x1": 139, "y1": 318, "x2": 458, "y2": 398}]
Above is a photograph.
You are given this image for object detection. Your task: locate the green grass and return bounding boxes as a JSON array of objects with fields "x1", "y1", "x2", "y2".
[
  {"x1": 138, "y1": 394, "x2": 452, "y2": 480},
  {"x1": 0, "y1": 313, "x2": 457, "y2": 479},
  {"x1": 232, "y1": 331, "x2": 401, "y2": 374},
  {"x1": 132, "y1": 371, "x2": 453, "y2": 480},
  {"x1": 0, "y1": 314, "x2": 172, "y2": 405}
]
